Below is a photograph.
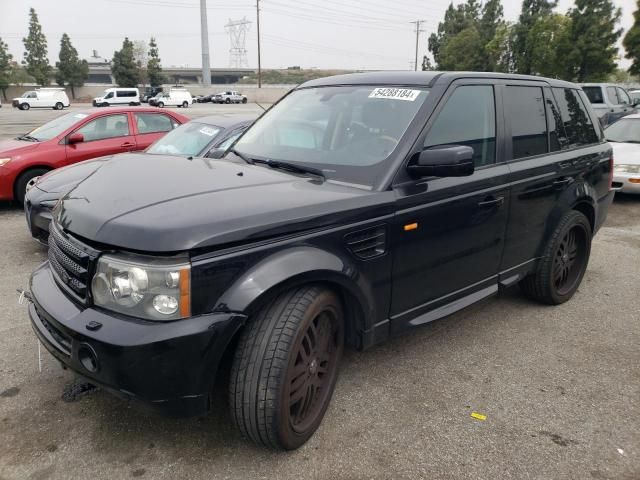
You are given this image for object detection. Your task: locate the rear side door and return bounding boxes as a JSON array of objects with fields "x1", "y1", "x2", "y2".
[
  {"x1": 617, "y1": 88, "x2": 634, "y2": 118},
  {"x1": 503, "y1": 85, "x2": 600, "y2": 272},
  {"x1": 390, "y1": 82, "x2": 510, "y2": 332},
  {"x1": 65, "y1": 113, "x2": 137, "y2": 165},
  {"x1": 606, "y1": 86, "x2": 625, "y2": 124},
  {"x1": 133, "y1": 112, "x2": 179, "y2": 149}
]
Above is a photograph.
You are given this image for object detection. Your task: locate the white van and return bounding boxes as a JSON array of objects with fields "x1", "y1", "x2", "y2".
[
  {"x1": 154, "y1": 87, "x2": 193, "y2": 108},
  {"x1": 93, "y1": 88, "x2": 140, "y2": 107},
  {"x1": 12, "y1": 88, "x2": 70, "y2": 111}
]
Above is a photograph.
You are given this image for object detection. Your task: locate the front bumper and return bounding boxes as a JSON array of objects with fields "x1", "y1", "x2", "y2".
[
  {"x1": 612, "y1": 173, "x2": 640, "y2": 194},
  {"x1": 29, "y1": 262, "x2": 246, "y2": 416}
]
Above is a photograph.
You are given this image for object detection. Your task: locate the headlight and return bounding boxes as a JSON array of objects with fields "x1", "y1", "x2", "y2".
[
  {"x1": 614, "y1": 164, "x2": 640, "y2": 174},
  {"x1": 91, "y1": 253, "x2": 190, "y2": 321},
  {"x1": 0, "y1": 158, "x2": 11, "y2": 167}
]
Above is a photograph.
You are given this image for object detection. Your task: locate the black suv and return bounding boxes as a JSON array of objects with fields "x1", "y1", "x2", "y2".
[{"x1": 27, "y1": 72, "x2": 613, "y2": 450}]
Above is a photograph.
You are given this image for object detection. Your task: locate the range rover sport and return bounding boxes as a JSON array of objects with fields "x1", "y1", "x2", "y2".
[{"x1": 27, "y1": 72, "x2": 614, "y2": 450}]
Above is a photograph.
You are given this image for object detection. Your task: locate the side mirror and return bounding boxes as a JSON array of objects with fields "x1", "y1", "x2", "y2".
[
  {"x1": 68, "y1": 133, "x2": 84, "y2": 144},
  {"x1": 408, "y1": 145, "x2": 475, "y2": 178}
]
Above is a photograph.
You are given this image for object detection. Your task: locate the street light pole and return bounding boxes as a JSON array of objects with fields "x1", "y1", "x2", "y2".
[
  {"x1": 411, "y1": 20, "x2": 425, "y2": 71},
  {"x1": 200, "y1": 0, "x2": 211, "y2": 87},
  {"x1": 256, "y1": 0, "x2": 262, "y2": 88}
]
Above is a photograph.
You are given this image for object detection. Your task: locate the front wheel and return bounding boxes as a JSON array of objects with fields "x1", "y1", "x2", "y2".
[
  {"x1": 242, "y1": 97, "x2": 247, "y2": 104},
  {"x1": 520, "y1": 210, "x2": 592, "y2": 305},
  {"x1": 157, "y1": 102, "x2": 164, "y2": 108},
  {"x1": 21, "y1": 103, "x2": 30, "y2": 111},
  {"x1": 229, "y1": 286, "x2": 344, "y2": 450},
  {"x1": 15, "y1": 168, "x2": 49, "y2": 205}
]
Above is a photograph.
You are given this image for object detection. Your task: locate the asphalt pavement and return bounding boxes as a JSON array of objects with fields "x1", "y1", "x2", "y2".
[{"x1": 0, "y1": 103, "x2": 638, "y2": 480}]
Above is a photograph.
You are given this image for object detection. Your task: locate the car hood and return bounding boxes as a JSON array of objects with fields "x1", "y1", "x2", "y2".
[
  {"x1": 611, "y1": 142, "x2": 640, "y2": 166},
  {"x1": 55, "y1": 153, "x2": 391, "y2": 252},
  {"x1": 37, "y1": 157, "x2": 111, "y2": 194},
  {"x1": 0, "y1": 138, "x2": 42, "y2": 156}
]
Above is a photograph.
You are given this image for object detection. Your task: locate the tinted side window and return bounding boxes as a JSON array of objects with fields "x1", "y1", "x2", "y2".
[
  {"x1": 551, "y1": 88, "x2": 599, "y2": 148},
  {"x1": 606, "y1": 86, "x2": 619, "y2": 105},
  {"x1": 583, "y1": 86, "x2": 604, "y2": 104},
  {"x1": 424, "y1": 85, "x2": 496, "y2": 167},
  {"x1": 505, "y1": 86, "x2": 547, "y2": 159},
  {"x1": 135, "y1": 113, "x2": 174, "y2": 134},
  {"x1": 76, "y1": 114, "x2": 130, "y2": 141}
]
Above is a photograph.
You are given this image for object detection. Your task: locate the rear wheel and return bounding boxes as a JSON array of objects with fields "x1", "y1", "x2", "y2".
[
  {"x1": 15, "y1": 168, "x2": 49, "y2": 205},
  {"x1": 520, "y1": 210, "x2": 592, "y2": 304},
  {"x1": 54, "y1": 102, "x2": 63, "y2": 110},
  {"x1": 242, "y1": 97, "x2": 248, "y2": 104},
  {"x1": 182, "y1": 101, "x2": 189, "y2": 108},
  {"x1": 225, "y1": 98, "x2": 231, "y2": 104},
  {"x1": 229, "y1": 285, "x2": 344, "y2": 450}
]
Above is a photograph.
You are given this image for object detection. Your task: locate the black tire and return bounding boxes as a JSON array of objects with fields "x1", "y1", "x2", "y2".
[
  {"x1": 229, "y1": 285, "x2": 344, "y2": 450},
  {"x1": 520, "y1": 210, "x2": 592, "y2": 305},
  {"x1": 54, "y1": 102, "x2": 63, "y2": 110},
  {"x1": 182, "y1": 101, "x2": 189, "y2": 108},
  {"x1": 242, "y1": 97, "x2": 247, "y2": 104},
  {"x1": 15, "y1": 168, "x2": 49, "y2": 205},
  {"x1": 157, "y1": 102, "x2": 164, "y2": 108},
  {"x1": 225, "y1": 98, "x2": 231, "y2": 104},
  {"x1": 21, "y1": 103, "x2": 30, "y2": 111}
]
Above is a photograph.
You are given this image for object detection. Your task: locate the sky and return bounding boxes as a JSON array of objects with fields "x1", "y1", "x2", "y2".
[{"x1": 0, "y1": 0, "x2": 636, "y2": 71}]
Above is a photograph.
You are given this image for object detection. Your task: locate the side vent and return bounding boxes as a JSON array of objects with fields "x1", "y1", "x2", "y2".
[{"x1": 345, "y1": 225, "x2": 387, "y2": 260}]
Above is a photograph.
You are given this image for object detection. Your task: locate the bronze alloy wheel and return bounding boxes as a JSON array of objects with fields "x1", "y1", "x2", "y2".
[
  {"x1": 284, "y1": 308, "x2": 342, "y2": 435},
  {"x1": 553, "y1": 224, "x2": 588, "y2": 296}
]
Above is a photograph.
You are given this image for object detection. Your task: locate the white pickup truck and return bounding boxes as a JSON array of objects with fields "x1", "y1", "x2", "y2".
[{"x1": 213, "y1": 91, "x2": 248, "y2": 104}]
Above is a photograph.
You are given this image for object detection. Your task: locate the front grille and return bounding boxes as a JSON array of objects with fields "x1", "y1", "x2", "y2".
[{"x1": 48, "y1": 224, "x2": 98, "y2": 303}]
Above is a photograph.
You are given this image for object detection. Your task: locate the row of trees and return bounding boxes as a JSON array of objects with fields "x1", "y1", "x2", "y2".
[
  {"x1": 425, "y1": 0, "x2": 640, "y2": 82},
  {"x1": 0, "y1": 8, "x2": 164, "y2": 100}
]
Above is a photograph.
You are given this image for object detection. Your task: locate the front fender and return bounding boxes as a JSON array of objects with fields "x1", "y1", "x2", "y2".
[{"x1": 213, "y1": 246, "x2": 376, "y2": 336}]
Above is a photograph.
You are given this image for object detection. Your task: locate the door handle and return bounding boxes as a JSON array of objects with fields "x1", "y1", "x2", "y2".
[
  {"x1": 553, "y1": 178, "x2": 571, "y2": 188},
  {"x1": 121, "y1": 142, "x2": 135, "y2": 148},
  {"x1": 477, "y1": 196, "x2": 504, "y2": 208}
]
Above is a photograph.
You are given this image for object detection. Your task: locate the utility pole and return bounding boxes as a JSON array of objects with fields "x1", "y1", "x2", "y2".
[
  {"x1": 410, "y1": 20, "x2": 425, "y2": 71},
  {"x1": 256, "y1": 0, "x2": 262, "y2": 88},
  {"x1": 200, "y1": 0, "x2": 211, "y2": 87}
]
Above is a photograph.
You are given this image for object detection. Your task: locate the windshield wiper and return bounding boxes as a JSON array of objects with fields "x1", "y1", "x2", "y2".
[
  {"x1": 253, "y1": 158, "x2": 325, "y2": 179},
  {"x1": 228, "y1": 148, "x2": 254, "y2": 164},
  {"x1": 17, "y1": 135, "x2": 40, "y2": 142}
]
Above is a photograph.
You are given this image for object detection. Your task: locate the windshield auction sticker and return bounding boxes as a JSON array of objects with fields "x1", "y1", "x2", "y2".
[{"x1": 369, "y1": 88, "x2": 420, "y2": 101}]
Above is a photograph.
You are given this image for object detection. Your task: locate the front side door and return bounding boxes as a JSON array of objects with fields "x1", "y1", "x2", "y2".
[
  {"x1": 617, "y1": 87, "x2": 633, "y2": 117},
  {"x1": 390, "y1": 83, "x2": 510, "y2": 332},
  {"x1": 65, "y1": 113, "x2": 137, "y2": 165},
  {"x1": 133, "y1": 112, "x2": 178, "y2": 149}
]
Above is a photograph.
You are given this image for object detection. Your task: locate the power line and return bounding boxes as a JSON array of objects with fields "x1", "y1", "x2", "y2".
[{"x1": 225, "y1": 17, "x2": 251, "y2": 68}]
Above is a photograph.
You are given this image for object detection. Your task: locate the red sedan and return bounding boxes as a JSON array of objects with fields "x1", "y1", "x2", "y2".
[{"x1": 0, "y1": 107, "x2": 189, "y2": 203}]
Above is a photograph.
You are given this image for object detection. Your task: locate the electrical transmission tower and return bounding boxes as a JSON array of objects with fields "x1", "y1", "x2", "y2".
[{"x1": 225, "y1": 17, "x2": 251, "y2": 68}]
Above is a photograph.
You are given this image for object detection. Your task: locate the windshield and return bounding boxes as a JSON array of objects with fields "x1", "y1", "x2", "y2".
[
  {"x1": 605, "y1": 118, "x2": 640, "y2": 143},
  {"x1": 146, "y1": 122, "x2": 221, "y2": 156},
  {"x1": 233, "y1": 86, "x2": 429, "y2": 186},
  {"x1": 25, "y1": 112, "x2": 89, "y2": 141}
]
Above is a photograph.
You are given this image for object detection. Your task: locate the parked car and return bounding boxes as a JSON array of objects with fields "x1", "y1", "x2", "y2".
[
  {"x1": 0, "y1": 107, "x2": 188, "y2": 204},
  {"x1": 26, "y1": 72, "x2": 612, "y2": 451},
  {"x1": 195, "y1": 94, "x2": 214, "y2": 103},
  {"x1": 141, "y1": 86, "x2": 163, "y2": 103},
  {"x1": 153, "y1": 87, "x2": 193, "y2": 108},
  {"x1": 213, "y1": 90, "x2": 247, "y2": 104},
  {"x1": 604, "y1": 113, "x2": 640, "y2": 194},
  {"x1": 93, "y1": 88, "x2": 141, "y2": 107},
  {"x1": 24, "y1": 115, "x2": 256, "y2": 242},
  {"x1": 580, "y1": 83, "x2": 637, "y2": 126},
  {"x1": 12, "y1": 88, "x2": 70, "y2": 111}
]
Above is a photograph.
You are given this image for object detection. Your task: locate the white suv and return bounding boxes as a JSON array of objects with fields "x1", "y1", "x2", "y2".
[
  {"x1": 581, "y1": 83, "x2": 638, "y2": 126},
  {"x1": 213, "y1": 91, "x2": 247, "y2": 104}
]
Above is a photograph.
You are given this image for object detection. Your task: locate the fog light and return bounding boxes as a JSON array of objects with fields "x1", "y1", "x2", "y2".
[{"x1": 153, "y1": 295, "x2": 179, "y2": 315}]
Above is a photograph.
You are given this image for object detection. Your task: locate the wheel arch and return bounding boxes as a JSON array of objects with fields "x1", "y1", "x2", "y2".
[
  {"x1": 213, "y1": 246, "x2": 374, "y2": 351},
  {"x1": 13, "y1": 165, "x2": 54, "y2": 199},
  {"x1": 571, "y1": 199, "x2": 595, "y2": 233}
]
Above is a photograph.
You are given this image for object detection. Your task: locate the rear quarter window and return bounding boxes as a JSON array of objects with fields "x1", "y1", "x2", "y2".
[
  {"x1": 583, "y1": 87, "x2": 604, "y2": 104},
  {"x1": 551, "y1": 88, "x2": 599, "y2": 148}
]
